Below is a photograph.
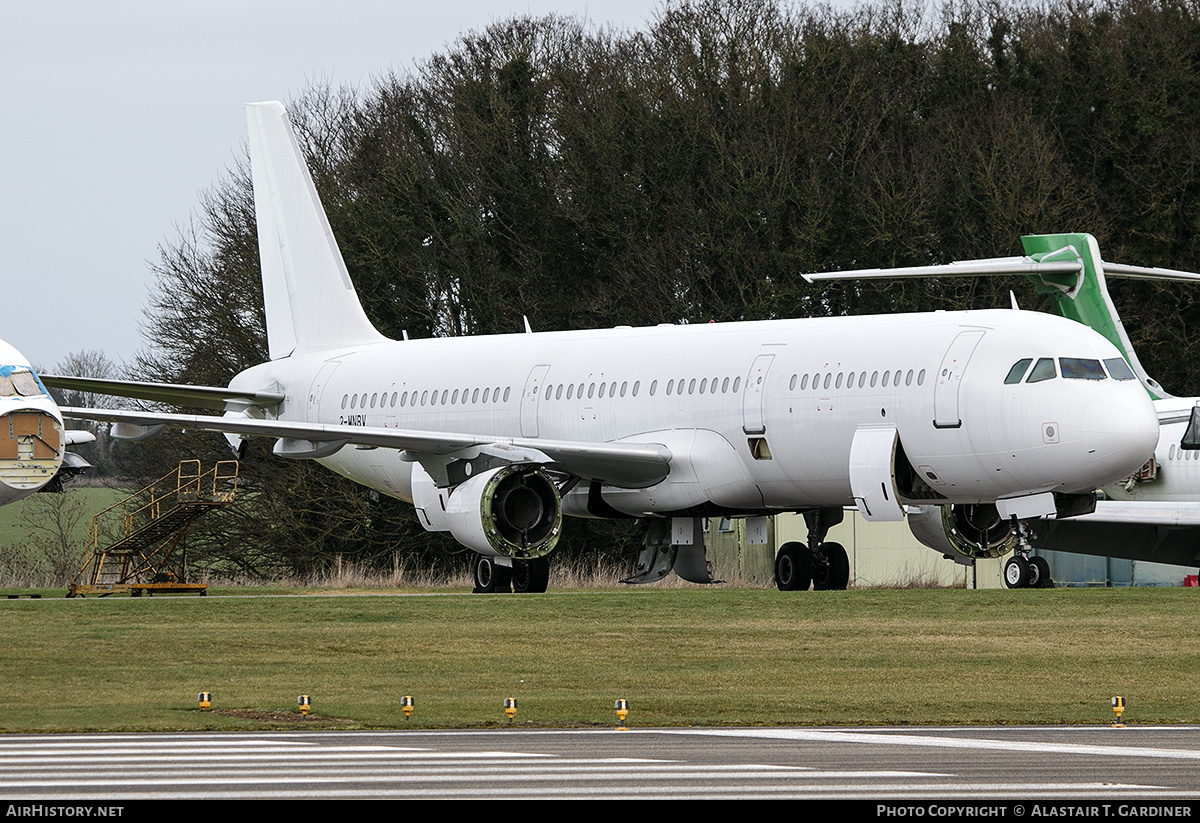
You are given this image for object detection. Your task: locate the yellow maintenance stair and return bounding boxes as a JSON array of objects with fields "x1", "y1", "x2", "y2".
[{"x1": 68, "y1": 460, "x2": 239, "y2": 597}]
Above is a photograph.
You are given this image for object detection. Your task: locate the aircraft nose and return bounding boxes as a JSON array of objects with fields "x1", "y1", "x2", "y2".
[{"x1": 1079, "y1": 392, "x2": 1159, "y2": 486}]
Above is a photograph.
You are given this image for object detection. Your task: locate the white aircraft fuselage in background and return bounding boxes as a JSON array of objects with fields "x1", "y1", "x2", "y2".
[
  {"x1": 52, "y1": 102, "x2": 1161, "y2": 589},
  {"x1": 0, "y1": 339, "x2": 70, "y2": 505}
]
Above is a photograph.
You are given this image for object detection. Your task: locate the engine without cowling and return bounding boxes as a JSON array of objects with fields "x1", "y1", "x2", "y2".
[
  {"x1": 414, "y1": 462, "x2": 563, "y2": 559},
  {"x1": 907, "y1": 503, "x2": 1020, "y2": 563}
]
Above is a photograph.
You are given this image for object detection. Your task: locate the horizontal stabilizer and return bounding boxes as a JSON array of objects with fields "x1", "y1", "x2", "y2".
[
  {"x1": 1102, "y1": 262, "x2": 1200, "y2": 282},
  {"x1": 803, "y1": 258, "x2": 1082, "y2": 284}
]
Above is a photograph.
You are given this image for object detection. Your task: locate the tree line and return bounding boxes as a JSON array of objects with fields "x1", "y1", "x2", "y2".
[{"x1": 107, "y1": 0, "x2": 1200, "y2": 578}]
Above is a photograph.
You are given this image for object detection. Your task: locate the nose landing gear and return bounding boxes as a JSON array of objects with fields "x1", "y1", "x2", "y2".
[{"x1": 1003, "y1": 521, "x2": 1054, "y2": 589}]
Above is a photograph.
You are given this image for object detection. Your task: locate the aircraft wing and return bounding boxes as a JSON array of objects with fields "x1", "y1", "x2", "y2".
[
  {"x1": 59, "y1": 406, "x2": 672, "y2": 488},
  {"x1": 42, "y1": 374, "x2": 284, "y2": 411},
  {"x1": 1157, "y1": 407, "x2": 1196, "y2": 426},
  {"x1": 1062, "y1": 501, "x2": 1200, "y2": 527}
]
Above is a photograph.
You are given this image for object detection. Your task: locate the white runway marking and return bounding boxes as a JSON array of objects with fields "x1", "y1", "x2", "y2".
[
  {"x1": 0, "y1": 730, "x2": 1195, "y2": 800},
  {"x1": 664, "y1": 727, "x2": 1200, "y2": 761}
]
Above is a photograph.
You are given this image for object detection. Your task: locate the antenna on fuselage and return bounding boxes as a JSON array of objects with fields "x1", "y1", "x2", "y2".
[{"x1": 523, "y1": 316, "x2": 533, "y2": 334}]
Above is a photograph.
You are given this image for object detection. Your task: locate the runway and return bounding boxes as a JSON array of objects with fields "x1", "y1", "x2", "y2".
[{"x1": 2, "y1": 726, "x2": 1199, "y2": 800}]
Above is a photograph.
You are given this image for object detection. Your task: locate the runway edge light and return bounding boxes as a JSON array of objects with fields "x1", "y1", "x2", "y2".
[
  {"x1": 198, "y1": 692, "x2": 210, "y2": 712},
  {"x1": 298, "y1": 695, "x2": 310, "y2": 718},
  {"x1": 1112, "y1": 696, "x2": 1126, "y2": 727},
  {"x1": 402, "y1": 695, "x2": 414, "y2": 721},
  {"x1": 504, "y1": 698, "x2": 517, "y2": 723},
  {"x1": 614, "y1": 699, "x2": 629, "y2": 730}
]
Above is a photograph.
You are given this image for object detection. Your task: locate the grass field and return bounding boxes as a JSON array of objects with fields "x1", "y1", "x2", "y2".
[
  {"x1": 0, "y1": 486, "x2": 126, "y2": 546},
  {"x1": 1, "y1": 586, "x2": 1197, "y2": 732},
  {"x1": 0, "y1": 486, "x2": 130, "y2": 588}
]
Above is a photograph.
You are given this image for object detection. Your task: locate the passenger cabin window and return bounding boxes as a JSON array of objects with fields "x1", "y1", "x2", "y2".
[
  {"x1": 1005, "y1": 358, "x2": 1033, "y2": 384},
  {"x1": 1026, "y1": 358, "x2": 1057, "y2": 383}
]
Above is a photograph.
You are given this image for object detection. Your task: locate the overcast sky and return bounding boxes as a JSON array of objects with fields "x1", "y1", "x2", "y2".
[{"x1": 0, "y1": 1, "x2": 852, "y2": 374}]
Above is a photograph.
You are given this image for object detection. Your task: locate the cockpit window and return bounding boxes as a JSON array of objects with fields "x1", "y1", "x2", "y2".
[
  {"x1": 1026, "y1": 358, "x2": 1057, "y2": 383},
  {"x1": 0, "y1": 369, "x2": 43, "y2": 397},
  {"x1": 1060, "y1": 358, "x2": 1106, "y2": 380},
  {"x1": 1004, "y1": 359, "x2": 1033, "y2": 384},
  {"x1": 1104, "y1": 357, "x2": 1137, "y2": 381}
]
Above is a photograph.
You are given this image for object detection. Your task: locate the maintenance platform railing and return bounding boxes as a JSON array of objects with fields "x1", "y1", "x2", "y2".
[{"x1": 68, "y1": 460, "x2": 238, "y2": 597}]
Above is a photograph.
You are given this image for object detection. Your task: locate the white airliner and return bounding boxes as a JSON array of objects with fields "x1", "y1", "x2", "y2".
[
  {"x1": 0, "y1": 339, "x2": 93, "y2": 505},
  {"x1": 806, "y1": 232, "x2": 1200, "y2": 587},
  {"x1": 47, "y1": 103, "x2": 1160, "y2": 593}
]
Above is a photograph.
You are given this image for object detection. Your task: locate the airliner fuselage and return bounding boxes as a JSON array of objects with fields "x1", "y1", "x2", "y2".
[{"x1": 229, "y1": 306, "x2": 1157, "y2": 526}]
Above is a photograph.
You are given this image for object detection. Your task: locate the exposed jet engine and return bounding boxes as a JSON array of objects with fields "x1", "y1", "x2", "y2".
[
  {"x1": 907, "y1": 504, "x2": 1019, "y2": 564},
  {"x1": 414, "y1": 463, "x2": 562, "y2": 559},
  {"x1": 908, "y1": 490, "x2": 1098, "y2": 566}
]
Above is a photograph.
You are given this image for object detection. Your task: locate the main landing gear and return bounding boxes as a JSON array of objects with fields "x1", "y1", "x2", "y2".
[
  {"x1": 775, "y1": 508, "x2": 850, "y2": 591},
  {"x1": 1004, "y1": 553, "x2": 1053, "y2": 589},
  {"x1": 1002, "y1": 521, "x2": 1054, "y2": 589},
  {"x1": 472, "y1": 553, "x2": 550, "y2": 594}
]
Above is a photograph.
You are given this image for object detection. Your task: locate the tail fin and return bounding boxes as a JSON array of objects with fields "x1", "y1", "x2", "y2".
[{"x1": 246, "y1": 101, "x2": 387, "y2": 359}]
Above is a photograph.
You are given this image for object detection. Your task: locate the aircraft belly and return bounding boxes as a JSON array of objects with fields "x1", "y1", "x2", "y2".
[
  {"x1": 318, "y1": 449, "x2": 412, "y2": 502},
  {"x1": 604, "y1": 429, "x2": 764, "y2": 514}
]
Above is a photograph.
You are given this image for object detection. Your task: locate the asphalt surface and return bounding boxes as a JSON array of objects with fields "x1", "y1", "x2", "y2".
[{"x1": 2, "y1": 725, "x2": 1200, "y2": 801}]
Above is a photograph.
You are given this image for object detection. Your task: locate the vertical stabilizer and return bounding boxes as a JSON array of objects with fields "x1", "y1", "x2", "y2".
[{"x1": 246, "y1": 101, "x2": 387, "y2": 359}]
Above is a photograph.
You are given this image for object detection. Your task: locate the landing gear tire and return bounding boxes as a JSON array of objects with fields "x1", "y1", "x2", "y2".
[
  {"x1": 512, "y1": 557, "x2": 550, "y2": 593},
  {"x1": 1029, "y1": 556, "x2": 1053, "y2": 589},
  {"x1": 812, "y1": 542, "x2": 850, "y2": 591},
  {"x1": 1004, "y1": 555, "x2": 1030, "y2": 589},
  {"x1": 473, "y1": 554, "x2": 512, "y2": 593},
  {"x1": 775, "y1": 542, "x2": 812, "y2": 591},
  {"x1": 1026, "y1": 556, "x2": 1042, "y2": 588}
]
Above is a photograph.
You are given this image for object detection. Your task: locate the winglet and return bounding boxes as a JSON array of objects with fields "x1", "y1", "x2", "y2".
[{"x1": 245, "y1": 101, "x2": 387, "y2": 359}]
